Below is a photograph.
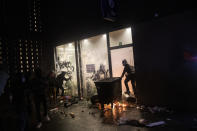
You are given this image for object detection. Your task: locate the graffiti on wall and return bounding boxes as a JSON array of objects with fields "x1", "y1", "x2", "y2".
[{"x1": 85, "y1": 64, "x2": 109, "y2": 97}]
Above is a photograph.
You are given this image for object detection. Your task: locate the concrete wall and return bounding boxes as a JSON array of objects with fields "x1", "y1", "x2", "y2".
[{"x1": 133, "y1": 11, "x2": 197, "y2": 111}]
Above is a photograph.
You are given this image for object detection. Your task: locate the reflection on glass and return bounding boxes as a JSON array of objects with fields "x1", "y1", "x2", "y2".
[
  {"x1": 109, "y1": 27, "x2": 132, "y2": 47},
  {"x1": 80, "y1": 34, "x2": 109, "y2": 98},
  {"x1": 55, "y1": 43, "x2": 78, "y2": 96}
]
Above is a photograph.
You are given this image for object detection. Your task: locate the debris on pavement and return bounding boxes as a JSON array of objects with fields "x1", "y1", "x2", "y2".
[
  {"x1": 69, "y1": 112, "x2": 75, "y2": 118},
  {"x1": 146, "y1": 121, "x2": 166, "y2": 127},
  {"x1": 89, "y1": 112, "x2": 96, "y2": 117},
  {"x1": 138, "y1": 119, "x2": 147, "y2": 125},
  {"x1": 147, "y1": 106, "x2": 173, "y2": 114},
  {"x1": 64, "y1": 102, "x2": 72, "y2": 108},
  {"x1": 50, "y1": 107, "x2": 58, "y2": 112},
  {"x1": 117, "y1": 117, "x2": 146, "y2": 127}
]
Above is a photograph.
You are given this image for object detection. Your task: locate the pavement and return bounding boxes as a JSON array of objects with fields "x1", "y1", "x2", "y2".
[{"x1": 1, "y1": 94, "x2": 197, "y2": 131}]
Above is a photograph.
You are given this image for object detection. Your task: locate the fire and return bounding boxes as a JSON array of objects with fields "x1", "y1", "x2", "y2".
[
  {"x1": 113, "y1": 101, "x2": 128, "y2": 108},
  {"x1": 96, "y1": 100, "x2": 130, "y2": 111}
]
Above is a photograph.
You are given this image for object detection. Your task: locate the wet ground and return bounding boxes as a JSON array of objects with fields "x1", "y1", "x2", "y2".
[
  {"x1": 1, "y1": 94, "x2": 197, "y2": 131},
  {"x1": 30, "y1": 99, "x2": 197, "y2": 131}
]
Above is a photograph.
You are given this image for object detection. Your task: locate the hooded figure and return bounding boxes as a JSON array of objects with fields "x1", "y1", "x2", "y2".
[{"x1": 120, "y1": 59, "x2": 136, "y2": 96}]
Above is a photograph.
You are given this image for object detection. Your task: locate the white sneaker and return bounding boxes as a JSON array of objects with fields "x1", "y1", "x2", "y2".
[
  {"x1": 36, "y1": 122, "x2": 42, "y2": 129},
  {"x1": 45, "y1": 115, "x2": 51, "y2": 121}
]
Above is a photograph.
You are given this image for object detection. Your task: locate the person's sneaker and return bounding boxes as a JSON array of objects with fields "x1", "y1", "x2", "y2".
[
  {"x1": 45, "y1": 115, "x2": 51, "y2": 121},
  {"x1": 36, "y1": 122, "x2": 42, "y2": 129}
]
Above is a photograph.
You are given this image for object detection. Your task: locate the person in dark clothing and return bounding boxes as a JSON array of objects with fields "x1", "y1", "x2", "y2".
[
  {"x1": 11, "y1": 72, "x2": 29, "y2": 131},
  {"x1": 31, "y1": 68, "x2": 50, "y2": 128},
  {"x1": 120, "y1": 59, "x2": 136, "y2": 96},
  {"x1": 56, "y1": 71, "x2": 70, "y2": 96},
  {"x1": 47, "y1": 70, "x2": 57, "y2": 104}
]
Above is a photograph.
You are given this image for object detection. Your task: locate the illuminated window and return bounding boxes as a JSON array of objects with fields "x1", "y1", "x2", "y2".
[{"x1": 109, "y1": 27, "x2": 132, "y2": 47}]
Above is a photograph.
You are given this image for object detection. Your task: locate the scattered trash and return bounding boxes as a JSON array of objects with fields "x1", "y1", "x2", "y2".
[
  {"x1": 138, "y1": 119, "x2": 147, "y2": 125},
  {"x1": 89, "y1": 112, "x2": 96, "y2": 117},
  {"x1": 60, "y1": 110, "x2": 65, "y2": 114},
  {"x1": 50, "y1": 107, "x2": 58, "y2": 112},
  {"x1": 146, "y1": 121, "x2": 166, "y2": 127},
  {"x1": 136, "y1": 106, "x2": 141, "y2": 110},
  {"x1": 65, "y1": 96, "x2": 72, "y2": 100},
  {"x1": 60, "y1": 100, "x2": 64, "y2": 104},
  {"x1": 148, "y1": 107, "x2": 155, "y2": 114},
  {"x1": 69, "y1": 112, "x2": 75, "y2": 118},
  {"x1": 136, "y1": 106, "x2": 144, "y2": 110},
  {"x1": 166, "y1": 118, "x2": 171, "y2": 121},
  {"x1": 147, "y1": 106, "x2": 172, "y2": 114},
  {"x1": 64, "y1": 102, "x2": 72, "y2": 108},
  {"x1": 117, "y1": 117, "x2": 145, "y2": 127}
]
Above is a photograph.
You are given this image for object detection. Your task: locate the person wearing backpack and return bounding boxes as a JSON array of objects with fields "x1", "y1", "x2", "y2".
[{"x1": 120, "y1": 59, "x2": 136, "y2": 96}]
